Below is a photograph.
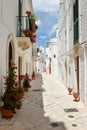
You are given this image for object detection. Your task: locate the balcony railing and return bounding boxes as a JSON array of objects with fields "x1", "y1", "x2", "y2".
[
  {"x1": 16, "y1": 16, "x2": 38, "y2": 43},
  {"x1": 17, "y1": 16, "x2": 30, "y2": 37}
]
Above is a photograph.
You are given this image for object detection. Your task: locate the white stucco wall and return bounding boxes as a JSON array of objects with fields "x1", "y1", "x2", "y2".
[
  {"x1": 0, "y1": 0, "x2": 33, "y2": 106},
  {"x1": 0, "y1": 0, "x2": 18, "y2": 85},
  {"x1": 50, "y1": 38, "x2": 59, "y2": 77},
  {"x1": 58, "y1": 0, "x2": 87, "y2": 105}
]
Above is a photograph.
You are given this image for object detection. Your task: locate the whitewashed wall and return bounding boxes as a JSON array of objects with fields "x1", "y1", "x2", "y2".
[
  {"x1": 58, "y1": 0, "x2": 87, "y2": 105},
  {"x1": 49, "y1": 38, "x2": 59, "y2": 77},
  {"x1": 0, "y1": 0, "x2": 33, "y2": 106}
]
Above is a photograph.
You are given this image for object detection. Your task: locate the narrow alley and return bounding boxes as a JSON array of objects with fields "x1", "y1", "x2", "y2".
[{"x1": 0, "y1": 73, "x2": 87, "y2": 130}]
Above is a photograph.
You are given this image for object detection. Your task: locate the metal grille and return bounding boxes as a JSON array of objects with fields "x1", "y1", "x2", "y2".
[{"x1": 64, "y1": 108, "x2": 79, "y2": 112}]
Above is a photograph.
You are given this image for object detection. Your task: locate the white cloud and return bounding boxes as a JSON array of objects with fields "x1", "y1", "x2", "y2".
[
  {"x1": 35, "y1": 19, "x2": 42, "y2": 26},
  {"x1": 32, "y1": 0, "x2": 59, "y2": 12},
  {"x1": 39, "y1": 35, "x2": 47, "y2": 39},
  {"x1": 49, "y1": 24, "x2": 57, "y2": 36}
]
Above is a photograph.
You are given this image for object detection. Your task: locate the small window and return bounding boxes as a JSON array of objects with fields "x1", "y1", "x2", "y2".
[{"x1": 53, "y1": 55, "x2": 56, "y2": 58}]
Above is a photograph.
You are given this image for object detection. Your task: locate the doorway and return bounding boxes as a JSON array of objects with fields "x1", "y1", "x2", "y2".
[
  {"x1": 9, "y1": 42, "x2": 12, "y2": 68},
  {"x1": 76, "y1": 56, "x2": 79, "y2": 93},
  {"x1": 18, "y1": 56, "x2": 22, "y2": 84}
]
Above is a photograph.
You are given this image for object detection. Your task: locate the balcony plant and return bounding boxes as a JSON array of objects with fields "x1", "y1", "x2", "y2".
[
  {"x1": 30, "y1": 14, "x2": 36, "y2": 22},
  {"x1": 1, "y1": 63, "x2": 22, "y2": 118},
  {"x1": 26, "y1": 11, "x2": 31, "y2": 16},
  {"x1": 30, "y1": 14, "x2": 35, "y2": 19},
  {"x1": 31, "y1": 24, "x2": 38, "y2": 33},
  {"x1": 23, "y1": 30, "x2": 29, "y2": 37}
]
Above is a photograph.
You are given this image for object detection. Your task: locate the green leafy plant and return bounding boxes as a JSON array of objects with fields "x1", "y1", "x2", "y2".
[
  {"x1": 1, "y1": 63, "x2": 22, "y2": 113},
  {"x1": 30, "y1": 14, "x2": 36, "y2": 20},
  {"x1": 17, "y1": 87, "x2": 24, "y2": 94}
]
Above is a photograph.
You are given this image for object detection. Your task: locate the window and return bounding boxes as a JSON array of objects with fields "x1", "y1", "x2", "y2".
[{"x1": 73, "y1": 0, "x2": 79, "y2": 44}]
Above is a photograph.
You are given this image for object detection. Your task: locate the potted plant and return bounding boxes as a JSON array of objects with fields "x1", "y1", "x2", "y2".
[
  {"x1": 30, "y1": 14, "x2": 36, "y2": 24},
  {"x1": 17, "y1": 87, "x2": 24, "y2": 99},
  {"x1": 73, "y1": 92, "x2": 79, "y2": 102},
  {"x1": 23, "y1": 73, "x2": 31, "y2": 91},
  {"x1": 1, "y1": 63, "x2": 22, "y2": 118},
  {"x1": 23, "y1": 30, "x2": 29, "y2": 37},
  {"x1": 67, "y1": 87, "x2": 73, "y2": 95},
  {"x1": 26, "y1": 10, "x2": 31, "y2": 16},
  {"x1": 32, "y1": 71, "x2": 35, "y2": 80},
  {"x1": 20, "y1": 75, "x2": 25, "y2": 80},
  {"x1": 31, "y1": 24, "x2": 38, "y2": 33}
]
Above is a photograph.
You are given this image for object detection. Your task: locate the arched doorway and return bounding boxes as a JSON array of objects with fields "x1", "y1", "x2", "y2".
[
  {"x1": 9, "y1": 42, "x2": 13, "y2": 68},
  {"x1": 6, "y1": 34, "x2": 15, "y2": 72}
]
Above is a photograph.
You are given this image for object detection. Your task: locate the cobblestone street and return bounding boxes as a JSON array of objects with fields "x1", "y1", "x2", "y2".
[{"x1": 0, "y1": 73, "x2": 87, "y2": 130}]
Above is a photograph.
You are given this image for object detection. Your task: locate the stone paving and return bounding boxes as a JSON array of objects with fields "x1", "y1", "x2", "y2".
[{"x1": 0, "y1": 73, "x2": 87, "y2": 130}]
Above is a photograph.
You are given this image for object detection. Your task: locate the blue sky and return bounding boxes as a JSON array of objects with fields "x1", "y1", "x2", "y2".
[{"x1": 32, "y1": 0, "x2": 59, "y2": 48}]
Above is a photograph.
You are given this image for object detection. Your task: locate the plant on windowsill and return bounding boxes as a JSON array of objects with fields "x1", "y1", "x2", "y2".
[{"x1": 1, "y1": 63, "x2": 22, "y2": 119}]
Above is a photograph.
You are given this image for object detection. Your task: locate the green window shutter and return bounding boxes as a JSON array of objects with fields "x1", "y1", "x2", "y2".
[
  {"x1": 73, "y1": 0, "x2": 79, "y2": 44},
  {"x1": 19, "y1": 0, "x2": 22, "y2": 17}
]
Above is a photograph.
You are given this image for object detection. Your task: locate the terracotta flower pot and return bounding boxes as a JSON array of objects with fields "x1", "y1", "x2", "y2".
[
  {"x1": 73, "y1": 92, "x2": 79, "y2": 102},
  {"x1": 23, "y1": 30, "x2": 29, "y2": 37},
  {"x1": 26, "y1": 11, "x2": 31, "y2": 16},
  {"x1": 32, "y1": 76, "x2": 35, "y2": 80},
  {"x1": 67, "y1": 87, "x2": 73, "y2": 95},
  {"x1": 24, "y1": 87, "x2": 28, "y2": 92},
  {"x1": 1, "y1": 107, "x2": 13, "y2": 119}
]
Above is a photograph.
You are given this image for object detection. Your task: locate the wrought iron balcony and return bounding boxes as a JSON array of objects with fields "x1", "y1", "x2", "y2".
[
  {"x1": 16, "y1": 16, "x2": 30, "y2": 37},
  {"x1": 16, "y1": 16, "x2": 38, "y2": 44},
  {"x1": 17, "y1": 16, "x2": 38, "y2": 37},
  {"x1": 16, "y1": 16, "x2": 32, "y2": 50}
]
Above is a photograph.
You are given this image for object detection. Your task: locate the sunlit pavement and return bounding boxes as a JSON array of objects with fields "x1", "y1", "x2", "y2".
[{"x1": 0, "y1": 73, "x2": 87, "y2": 130}]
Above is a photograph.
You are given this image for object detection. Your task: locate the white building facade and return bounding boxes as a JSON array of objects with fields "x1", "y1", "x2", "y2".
[
  {"x1": 49, "y1": 38, "x2": 59, "y2": 77},
  {"x1": 45, "y1": 38, "x2": 59, "y2": 76},
  {"x1": 0, "y1": 0, "x2": 38, "y2": 105},
  {"x1": 46, "y1": 43, "x2": 51, "y2": 74},
  {"x1": 58, "y1": 0, "x2": 87, "y2": 105},
  {"x1": 37, "y1": 46, "x2": 46, "y2": 73}
]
